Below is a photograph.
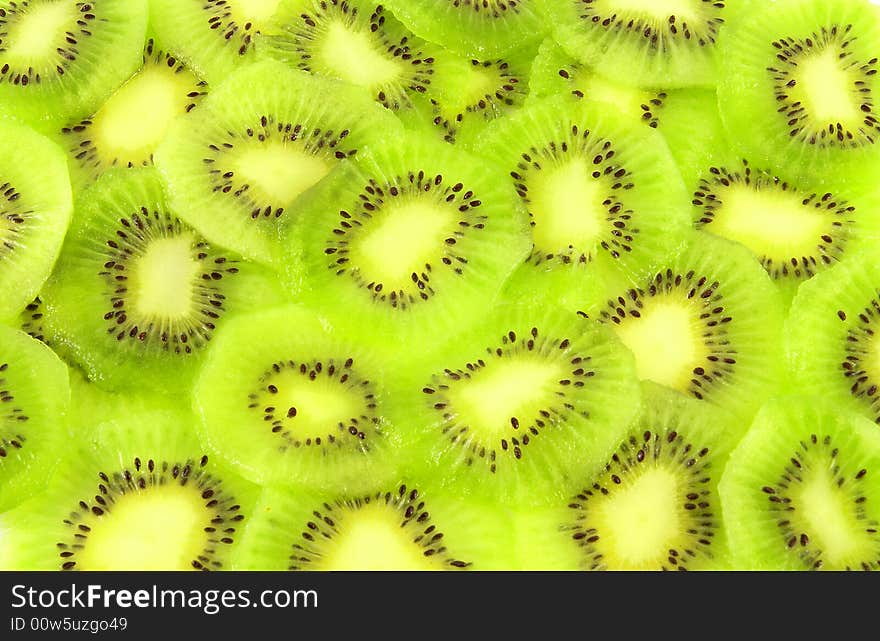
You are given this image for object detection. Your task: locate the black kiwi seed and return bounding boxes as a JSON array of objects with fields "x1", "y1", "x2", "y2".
[
  {"x1": 693, "y1": 159, "x2": 854, "y2": 279},
  {"x1": 204, "y1": 114, "x2": 357, "y2": 221},
  {"x1": 767, "y1": 24, "x2": 879, "y2": 148},
  {"x1": 324, "y1": 171, "x2": 486, "y2": 308},
  {"x1": 203, "y1": 0, "x2": 266, "y2": 57},
  {"x1": 0, "y1": 364, "x2": 27, "y2": 459},
  {"x1": 0, "y1": 180, "x2": 28, "y2": 256},
  {"x1": 288, "y1": 484, "x2": 471, "y2": 570},
  {"x1": 98, "y1": 207, "x2": 239, "y2": 353},
  {"x1": 588, "y1": 268, "x2": 735, "y2": 400},
  {"x1": 422, "y1": 327, "x2": 593, "y2": 473},
  {"x1": 246, "y1": 357, "x2": 380, "y2": 450},
  {"x1": 55, "y1": 455, "x2": 243, "y2": 571},
  {"x1": 510, "y1": 123, "x2": 637, "y2": 266},
  {"x1": 20, "y1": 297, "x2": 46, "y2": 343},
  {"x1": 0, "y1": 2, "x2": 96, "y2": 85},
  {"x1": 763, "y1": 433, "x2": 880, "y2": 570},
  {"x1": 567, "y1": 429, "x2": 717, "y2": 571},
  {"x1": 841, "y1": 300, "x2": 880, "y2": 424},
  {"x1": 576, "y1": 0, "x2": 726, "y2": 49}
]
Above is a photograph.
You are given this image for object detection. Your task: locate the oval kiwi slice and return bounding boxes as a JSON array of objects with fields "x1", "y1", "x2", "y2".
[
  {"x1": 0, "y1": 408, "x2": 258, "y2": 571},
  {"x1": 0, "y1": 121, "x2": 72, "y2": 321},
  {"x1": 0, "y1": 0, "x2": 148, "y2": 126},
  {"x1": 721, "y1": 398, "x2": 880, "y2": 571},
  {"x1": 234, "y1": 482, "x2": 511, "y2": 570},
  {"x1": 0, "y1": 325, "x2": 69, "y2": 513},
  {"x1": 717, "y1": 0, "x2": 880, "y2": 179},
  {"x1": 41, "y1": 167, "x2": 285, "y2": 394},
  {"x1": 194, "y1": 305, "x2": 399, "y2": 493},
  {"x1": 291, "y1": 134, "x2": 530, "y2": 351},
  {"x1": 155, "y1": 59, "x2": 402, "y2": 264}
]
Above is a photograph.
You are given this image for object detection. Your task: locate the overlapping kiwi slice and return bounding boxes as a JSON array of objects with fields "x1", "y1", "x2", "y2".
[
  {"x1": 578, "y1": 233, "x2": 784, "y2": 424},
  {"x1": 40, "y1": 167, "x2": 285, "y2": 393},
  {"x1": 0, "y1": 0, "x2": 148, "y2": 127},
  {"x1": 542, "y1": 0, "x2": 727, "y2": 89},
  {"x1": 512, "y1": 384, "x2": 734, "y2": 570},
  {"x1": 0, "y1": 121, "x2": 72, "y2": 321},
  {"x1": 156, "y1": 60, "x2": 402, "y2": 264},
  {"x1": 60, "y1": 37, "x2": 208, "y2": 187},
  {"x1": 290, "y1": 134, "x2": 530, "y2": 350},
  {"x1": 194, "y1": 305, "x2": 399, "y2": 493},
  {"x1": 384, "y1": 0, "x2": 545, "y2": 58},
  {"x1": 0, "y1": 408, "x2": 258, "y2": 571},
  {"x1": 388, "y1": 302, "x2": 639, "y2": 504},
  {"x1": 717, "y1": 0, "x2": 880, "y2": 179},
  {"x1": 234, "y1": 481, "x2": 511, "y2": 570},
  {"x1": 721, "y1": 399, "x2": 880, "y2": 571},
  {"x1": 0, "y1": 325, "x2": 69, "y2": 513}
]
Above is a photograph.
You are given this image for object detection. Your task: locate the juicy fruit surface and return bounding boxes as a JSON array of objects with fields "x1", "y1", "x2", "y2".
[{"x1": 2, "y1": 0, "x2": 880, "y2": 573}]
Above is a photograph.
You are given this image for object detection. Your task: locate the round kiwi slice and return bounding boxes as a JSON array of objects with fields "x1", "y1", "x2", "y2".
[
  {"x1": 290, "y1": 134, "x2": 530, "y2": 351},
  {"x1": 384, "y1": 0, "x2": 545, "y2": 58},
  {"x1": 542, "y1": 0, "x2": 727, "y2": 89},
  {"x1": 0, "y1": 325, "x2": 69, "y2": 513},
  {"x1": 474, "y1": 93, "x2": 690, "y2": 283},
  {"x1": 579, "y1": 232, "x2": 784, "y2": 424},
  {"x1": 234, "y1": 481, "x2": 512, "y2": 570},
  {"x1": 0, "y1": 121, "x2": 72, "y2": 322},
  {"x1": 148, "y1": 0, "x2": 284, "y2": 85},
  {"x1": 0, "y1": 0, "x2": 148, "y2": 127},
  {"x1": 155, "y1": 59, "x2": 402, "y2": 265},
  {"x1": 0, "y1": 408, "x2": 258, "y2": 571},
  {"x1": 261, "y1": 0, "x2": 439, "y2": 112},
  {"x1": 60, "y1": 37, "x2": 208, "y2": 187},
  {"x1": 717, "y1": 0, "x2": 880, "y2": 179},
  {"x1": 40, "y1": 167, "x2": 285, "y2": 394},
  {"x1": 389, "y1": 302, "x2": 640, "y2": 505},
  {"x1": 721, "y1": 398, "x2": 880, "y2": 571},
  {"x1": 529, "y1": 39, "x2": 668, "y2": 129},
  {"x1": 194, "y1": 305, "x2": 399, "y2": 493}
]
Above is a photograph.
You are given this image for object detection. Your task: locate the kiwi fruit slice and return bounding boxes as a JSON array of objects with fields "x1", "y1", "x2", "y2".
[
  {"x1": 0, "y1": 121, "x2": 72, "y2": 321},
  {"x1": 389, "y1": 302, "x2": 640, "y2": 504},
  {"x1": 475, "y1": 93, "x2": 690, "y2": 283},
  {"x1": 384, "y1": 0, "x2": 545, "y2": 59},
  {"x1": 148, "y1": 0, "x2": 283, "y2": 85},
  {"x1": 234, "y1": 481, "x2": 512, "y2": 570},
  {"x1": 290, "y1": 134, "x2": 530, "y2": 351},
  {"x1": 717, "y1": 0, "x2": 880, "y2": 179},
  {"x1": 0, "y1": 325, "x2": 70, "y2": 513},
  {"x1": 155, "y1": 59, "x2": 402, "y2": 264},
  {"x1": 529, "y1": 39, "x2": 668, "y2": 129},
  {"x1": 261, "y1": 0, "x2": 439, "y2": 112},
  {"x1": 40, "y1": 166, "x2": 285, "y2": 394},
  {"x1": 542, "y1": 0, "x2": 727, "y2": 89},
  {"x1": 578, "y1": 232, "x2": 784, "y2": 424},
  {"x1": 0, "y1": 407, "x2": 258, "y2": 570},
  {"x1": 0, "y1": 0, "x2": 148, "y2": 127},
  {"x1": 721, "y1": 398, "x2": 880, "y2": 571},
  {"x1": 60, "y1": 37, "x2": 208, "y2": 187},
  {"x1": 194, "y1": 305, "x2": 399, "y2": 493}
]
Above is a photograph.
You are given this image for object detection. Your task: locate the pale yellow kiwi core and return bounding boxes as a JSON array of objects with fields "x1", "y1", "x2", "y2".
[
  {"x1": 528, "y1": 158, "x2": 605, "y2": 256},
  {"x1": 349, "y1": 199, "x2": 456, "y2": 291},
  {"x1": 260, "y1": 368, "x2": 367, "y2": 441},
  {"x1": 76, "y1": 485, "x2": 210, "y2": 571},
  {"x1": 614, "y1": 297, "x2": 707, "y2": 392},
  {"x1": 438, "y1": 62, "x2": 505, "y2": 118},
  {"x1": 590, "y1": 466, "x2": 685, "y2": 569},
  {"x1": 706, "y1": 182, "x2": 829, "y2": 261},
  {"x1": 445, "y1": 357, "x2": 565, "y2": 439},
  {"x1": 316, "y1": 21, "x2": 402, "y2": 91},
  {"x1": 131, "y1": 234, "x2": 200, "y2": 320},
  {"x1": 312, "y1": 503, "x2": 444, "y2": 571},
  {"x1": 790, "y1": 466, "x2": 877, "y2": 569},
  {"x1": 3, "y1": 0, "x2": 74, "y2": 70},
  {"x1": 229, "y1": 142, "x2": 331, "y2": 207},
  {"x1": 592, "y1": 0, "x2": 701, "y2": 22},
  {"x1": 573, "y1": 74, "x2": 654, "y2": 121},
  {"x1": 229, "y1": 0, "x2": 282, "y2": 24},
  {"x1": 91, "y1": 64, "x2": 202, "y2": 168},
  {"x1": 793, "y1": 48, "x2": 863, "y2": 132}
]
